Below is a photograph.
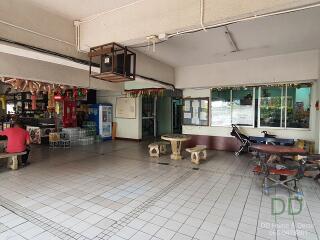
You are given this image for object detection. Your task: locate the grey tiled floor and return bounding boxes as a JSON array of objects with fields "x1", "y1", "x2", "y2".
[{"x1": 0, "y1": 140, "x2": 319, "y2": 240}]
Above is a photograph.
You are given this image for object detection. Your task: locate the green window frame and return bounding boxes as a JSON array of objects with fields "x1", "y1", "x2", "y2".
[
  {"x1": 211, "y1": 83, "x2": 312, "y2": 129},
  {"x1": 211, "y1": 87, "x2": 255, "y2": 127}
]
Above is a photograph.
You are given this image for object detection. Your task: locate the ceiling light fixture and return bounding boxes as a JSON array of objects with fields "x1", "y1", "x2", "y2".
[
  {"x1": 158, "y1": 33, "x2": 168, "y2": 41},
  {"x1": 146, "y1": 35, "x2": 158, "y2": 52}
]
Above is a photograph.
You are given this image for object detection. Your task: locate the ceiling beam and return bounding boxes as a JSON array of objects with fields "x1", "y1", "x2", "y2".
[{"x1": 77, "y1": 0, "x2": 320, "y2": 50}]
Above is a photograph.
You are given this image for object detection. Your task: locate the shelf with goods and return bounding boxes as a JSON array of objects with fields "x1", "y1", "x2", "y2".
[{"x1": 7, "y1": 92, "x2": 49, "y2": 117}]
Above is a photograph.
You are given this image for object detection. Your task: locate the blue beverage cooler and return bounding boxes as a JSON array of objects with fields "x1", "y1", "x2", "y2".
[{"x1": 88, "y1": 104, "x2": 112, "y2": 140}]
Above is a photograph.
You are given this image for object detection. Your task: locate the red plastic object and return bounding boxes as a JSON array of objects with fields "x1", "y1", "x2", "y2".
[
  {"x1": 250, "y1": 144, "x2": 306, "y2": 155},
  {"x1": 55, "y1": 95, "x2": 77, "y2": 128},
  {"x1": 63, "y1": 98, "x2": 77, "y2": 128},
  {"x1": 253, "y1": 165, "x2": 262, "y2": 173},
  {"x1": 252, "y1": 165, "x2": 298, "y2": 176}
]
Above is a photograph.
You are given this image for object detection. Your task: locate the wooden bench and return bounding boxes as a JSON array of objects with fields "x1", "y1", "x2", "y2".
[
  {"x1": 0, "y1": 152, "x2": 27, "y2": 170},
  {"x1": 186, "y1": 145, "x2": 207, "y2": 164},
  {"x1": 148, "y1": 141, "x2": 170, "y2": 157}
]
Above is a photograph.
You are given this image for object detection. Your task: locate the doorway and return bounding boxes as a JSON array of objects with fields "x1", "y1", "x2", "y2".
[
  {"x1": 142, "y1": 96, "x2": 156, "y2": 139},
  {"x1": 142, "y1": 92, "x2": 183, "y2": 139},
  {"x1": 172, "y1": 98, "x2": 183, "y2": 134}
]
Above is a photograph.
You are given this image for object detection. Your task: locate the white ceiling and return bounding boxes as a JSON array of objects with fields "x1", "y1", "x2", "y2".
[
  {"x1": 26, "y1": 0, "x2": 140, "y2": 20},
  {"x1": 136, "y1": 7, "x2": 320, "y2": 67},
  {"x1": 17, "y1": 2, "x2": 320, "y2": 68}
]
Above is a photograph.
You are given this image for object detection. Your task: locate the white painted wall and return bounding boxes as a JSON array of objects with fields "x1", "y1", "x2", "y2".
[
  {"x1": 181, "y1": 50, "x2": 320, "y2": 151},
  {"x1": 316, "y1": 51, "x2": 320, "y2": 152},
  {"x1": 125, "y1": 77, "x2": 170, "y2": 90},
  {"x1": 97, "y1": 91, "x2": 142, "y2": 140},
  {"x1": 135, "y1": 51, "x2": 175, "y2": 84},
  {"x1": 183, "y1": 87, "x2": 317, "y2": 140},
  {"x1": 176, "y1": 50, "x2": 319, "y2": 88}
]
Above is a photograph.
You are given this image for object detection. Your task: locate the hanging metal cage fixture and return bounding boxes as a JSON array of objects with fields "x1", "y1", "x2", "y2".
[{"x1": 88, "y1": 42, "x2": 136, "y2": 83}]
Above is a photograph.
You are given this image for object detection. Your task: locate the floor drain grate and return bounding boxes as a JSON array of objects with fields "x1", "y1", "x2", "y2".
[{"x1": 158, "y1": 162, "x2": 169, "y2": 165}]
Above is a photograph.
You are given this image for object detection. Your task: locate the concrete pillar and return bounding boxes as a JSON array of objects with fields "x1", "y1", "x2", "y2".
[{"x1": 315, "y1": 50, "x2": 320, "y2": 153}]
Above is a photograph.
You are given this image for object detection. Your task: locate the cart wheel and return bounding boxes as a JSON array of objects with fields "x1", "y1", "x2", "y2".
[
  {"x1": 295, "y1": 191, "x2": 303, "y2": 200},
  {"x1": 263, "y1": 188, "x2": 269, "y2": 195},
  {"x1": 262, "y1": 184, "x2": 269, "y2": 195}
]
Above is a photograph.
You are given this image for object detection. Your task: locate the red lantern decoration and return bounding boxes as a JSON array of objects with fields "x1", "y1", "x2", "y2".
[
  {"x1": 73, "y1": 87, "x2": 78, "y2": 98},
  {"x1": 31, "y1": 94, "x2": 37, "y2": 110}
]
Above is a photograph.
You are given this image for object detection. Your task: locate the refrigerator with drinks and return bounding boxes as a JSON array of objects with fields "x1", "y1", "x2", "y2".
[{"x1": 88, "y1": 104, "x2": 112, "y2": 140}]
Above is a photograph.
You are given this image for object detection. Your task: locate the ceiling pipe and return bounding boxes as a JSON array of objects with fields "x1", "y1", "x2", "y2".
[
  {"x1": 200, "y1": 0, "x2": 207, "y2": 32},
  {"x1": 75, "y1": 1, "x2": 320, "y2": 51},
  {"x1": 167, "y1": 2, "x2": 320, "y2": 38},
  {"x1": 0, "y1": 1, "x2": 318, "y2": 53}
]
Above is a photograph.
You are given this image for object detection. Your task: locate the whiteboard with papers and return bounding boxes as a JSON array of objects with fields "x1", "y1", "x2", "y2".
[
  {"x1": 183, "y1": 98, "x2": 209, "y2": 126},
  {"x1": 116, "y1": 97, "x2": 136, "y2": 119}
]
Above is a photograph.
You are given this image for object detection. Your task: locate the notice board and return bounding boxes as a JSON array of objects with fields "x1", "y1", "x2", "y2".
[
  {"x1": 183, "y1": 97, "x2": 209, "y2": 126},
  {"x1": 116, "y1": 97, "x2": 136, "y2": 119}
]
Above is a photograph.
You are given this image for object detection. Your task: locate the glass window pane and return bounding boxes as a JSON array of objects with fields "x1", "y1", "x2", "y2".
[
  {"x1": 286, "y1": 84, "x2": 311, "y2": 128},
  {"x1": 260, "y1": 86, "x2": 284, "y2": 127},
  {"x1": 211, "y1": 89, "x2": 231, "y2": 126},
  {"x1": 232, "y1": 88, "x2": 254, "y2": 126}
]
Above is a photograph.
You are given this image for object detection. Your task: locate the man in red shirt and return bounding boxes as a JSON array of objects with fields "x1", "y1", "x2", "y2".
[{"x1": 0, "y1": 121, "x2": 31, "y2": 166}]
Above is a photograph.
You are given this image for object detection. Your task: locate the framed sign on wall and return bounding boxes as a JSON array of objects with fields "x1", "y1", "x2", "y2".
[
  {"x1": 183, "y1": 97, "x2": 209, "y2": 126},
  {"x1": 116, "y1": 97, "x2": 136, "y2": 119}
]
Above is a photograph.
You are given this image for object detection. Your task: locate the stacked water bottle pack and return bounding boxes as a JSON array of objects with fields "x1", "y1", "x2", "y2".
[
  {"x1": 62, "y1": 127, "x2": 95, "y2": 146},
  {"x1": 82, "y1": 121, "x2": 97, "y2": 136},
  {"x1": 62, "y1": 128, "x2": 79, "y2": 145}
]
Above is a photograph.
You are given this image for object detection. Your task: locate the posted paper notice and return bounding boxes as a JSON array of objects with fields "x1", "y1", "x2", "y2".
[
  {"x1": 184, "y1": 112, "x2": 191, "y2": 119},
  {"x1": 191, "y1": 117, "x2": 200, "y2": 125},
  {"x1": 192, "y1": 100, "x2": 200, "y2": 108},
  {"x1": 200, "y1": 111, "x2": 207, "y2": 120},
  {"x1": 184, "y1": 100, "x2": 190, "y2": 111},
  {"x1": 201, "y1": 100, "x2": 208, "y2": 108}
]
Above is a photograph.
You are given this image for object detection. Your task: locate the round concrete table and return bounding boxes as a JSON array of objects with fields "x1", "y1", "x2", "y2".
[{"x1": 161, "y1": 134, "x2": 191, "y2": 160}]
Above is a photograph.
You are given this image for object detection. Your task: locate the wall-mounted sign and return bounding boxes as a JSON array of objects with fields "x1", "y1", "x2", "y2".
[
  {"x1": 183, "y1": 97, "x2": 209, "y2": 126},
  {"x1": 116, "y1": 97, "x2": 136, "y2": 119}
]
